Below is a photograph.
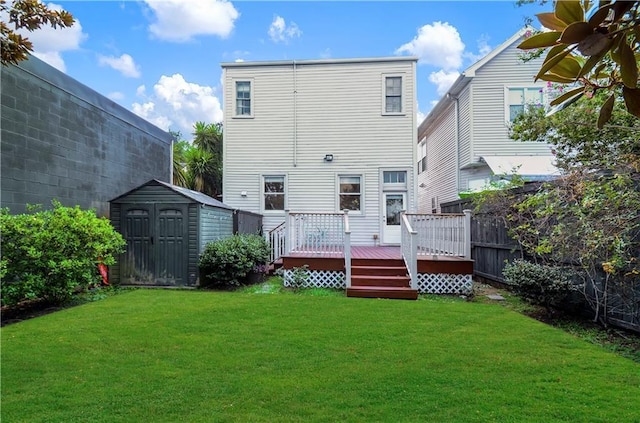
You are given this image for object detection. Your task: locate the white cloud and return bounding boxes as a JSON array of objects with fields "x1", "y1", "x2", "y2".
[
  {"x1": 98, "y1": 54, "x2": 141, "y2": 78},
  {"x1": 464, "y1": 34, "x2": 493, "y2": 64},
  {"x1": 319, "y1": 48, "x2": 332, "y2": 59},
  {"x1": 13, "y1": 2, "x2": 86, "y2": 72},
  {"x1": 144, "y1": 0, "x2": 239, "y2": 42},
  {"x1": 107, "y1": 91, "x2": 125, "y2": 101},
  {"x1": 429, "y1": 70, "x2": 460, "y2": 96},
  {"x1": 268, "y1": 15, "x2": 302, "y2": 43},
  {"x1": 131, "y1": 73, "x2": 223, "y2": 137},
  {"x1": 395, "y1": 22, "x2": 464, "y2": 70}
]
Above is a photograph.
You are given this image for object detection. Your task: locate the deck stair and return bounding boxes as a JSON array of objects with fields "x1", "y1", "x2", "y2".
[{"x1": 347, "y1": 258, "x2": 418, "y2": 300}]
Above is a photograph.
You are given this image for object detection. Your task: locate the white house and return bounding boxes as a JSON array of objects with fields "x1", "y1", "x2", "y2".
[
  {"x1": 221, "y1": 57, "x2": 418, "y2": 246},
  {"x1": 417, "y1": 28, "x2": 559, "y2": 213}
]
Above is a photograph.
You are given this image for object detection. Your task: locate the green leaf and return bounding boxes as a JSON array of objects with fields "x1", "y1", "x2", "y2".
[
  {"x1": 536, "y1": 12, "x2": 568, "y2": 31},
  {"x1": 536, "y1": 46, "x2": 573, "y2": 80},
  {"x1": 547, "y1": 56, "x2": 582, "y2": 79},
  {"x1": 555, "y1": 1, "x2": 585, "y2": 24},
  {"x1": 597, "y1": 94, "x2": 615, "y2": 129},
  {"x1": 612, "y1": 1, "x2": 634, "y2": 23},
  {"x1": 620, "y1": 40, "x2": 638, "y2": 88},
  {"x1": 559, "y1": 22, "x2": 593, "y2": 44},
  {"x1": 518, "y1": 31, "x2": 562, "y2": 49},
  {"x1": 549, "y1": 86, "x2": 584, "y2": 106},
  {"x1": 539, "y1": 73, "x2": 578, "y2": 83},
  {"x1": 588, "y1": 4, "x2": 613, "y2": 28},
  {"x1": 622, "y1": 86, "x2": 640, "y2": 118},
  {"x1": 577, "y1": 40, "x2": 612, "y2": 78}
]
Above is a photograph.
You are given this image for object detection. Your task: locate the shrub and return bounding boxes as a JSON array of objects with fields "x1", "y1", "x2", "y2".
[
  {"x1": 503, "y1": 259, "x2": 577, "y2": 310},
  {"x1": 0, "y1": 201, "x2": 126, "y2": 306},
  {"x1": 199, "y1": 234, "x2": 269, "y2": 288}
]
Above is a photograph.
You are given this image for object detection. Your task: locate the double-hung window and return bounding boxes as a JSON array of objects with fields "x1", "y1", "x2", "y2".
[
  {"x1": 507, "y1": 87, "x2": 543, "y2": 121},
  {"x1": 235, "y1": 81, "x2": 252, "y2": 116},
  {"x1": 418, "y1": 140, "x2": 427, "y2": 174},
  {"x1": 385, "y1": 76, "x2": 402, "y2": 113},
  {"x1": 338, "y1": 175, "x2": 362, "y2": 212},
  {"x1": 263, "y1": 175, "x2": 285, "y2": 211}
]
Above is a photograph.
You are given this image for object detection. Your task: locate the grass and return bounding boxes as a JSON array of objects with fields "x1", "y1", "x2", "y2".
[{"x1": 2, "y1": 288, "x2": 640, "y2": 422}]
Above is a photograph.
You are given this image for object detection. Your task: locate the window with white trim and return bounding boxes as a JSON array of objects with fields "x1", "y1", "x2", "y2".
[
  {"x1": 418, "y1": 140, "x2": 427, "y2": 174},
  {"x1": 507, "y1": 87, "x2": 543, "y2": 121},
  {"x1": 338, "y1": 175, "x2": 362, "y2": 212},
  {"x1": 385, "y1": 76, "x2": 402, "y2": 113},
  {"x1": 263, "y1": 175, "x2": 285, "y2": 211},
  {"x1": 235, "y1": 81, "x2": 252, "y2": 116}
]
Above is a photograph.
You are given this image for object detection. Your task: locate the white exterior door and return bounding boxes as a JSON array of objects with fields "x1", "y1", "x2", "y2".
[{"x1": 382, "y1": 192, "x2": 406, "y2": 244}]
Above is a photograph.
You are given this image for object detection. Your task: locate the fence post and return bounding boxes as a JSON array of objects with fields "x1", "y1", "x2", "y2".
[
  {"x1": 463, "y1": 209, "x2": 472, "y2": 259},
  {"x1": 285, "y1": 209, "x2": 292, "y2": 254},
  {"x1": 343, "y1": 209, "x2": 351, "y2": 288}
]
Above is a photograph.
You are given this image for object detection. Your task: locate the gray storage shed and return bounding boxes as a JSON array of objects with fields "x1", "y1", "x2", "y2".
[{"x1": 109, "y1": 179, "x2": 234, "y2": 286}]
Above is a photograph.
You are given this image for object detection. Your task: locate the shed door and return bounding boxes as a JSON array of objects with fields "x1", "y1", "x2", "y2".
[{"x1": 121, "y1": 204, "x2": 188, "y2": 285}]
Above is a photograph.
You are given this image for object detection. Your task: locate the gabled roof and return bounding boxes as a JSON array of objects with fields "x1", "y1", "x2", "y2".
[
  {"x1": 418, "y1": 27, "x2": 530, "y2": 136},
  {"x1": 111, "y1": 179, "x2": 234, "y2": 210}
]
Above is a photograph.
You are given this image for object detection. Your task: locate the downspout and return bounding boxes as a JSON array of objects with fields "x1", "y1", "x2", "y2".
[
  {"x1": 293, "y1": 60, "x2": 298, "y2": 167},
  {"x1": 454, "y1": 95, "x2": 460, "y2": 197}
]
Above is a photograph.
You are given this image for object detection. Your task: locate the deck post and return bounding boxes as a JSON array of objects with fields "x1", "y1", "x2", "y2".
[
  {"x1": 343, "y1": 209, "x2": 351, "y2": 288},
  {"x1": 463, "y1": 209, "x2": 472, "y2": 259},
  {"x1": 285, "y1": 209, "x2": 292, "y2": 254}
]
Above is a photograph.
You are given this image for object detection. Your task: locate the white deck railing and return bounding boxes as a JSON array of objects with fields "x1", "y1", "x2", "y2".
[
  {"x1": 268, "y1": 221, "x2": 286, "y2": 263},
  {"x1": 286, "y1": 211, "x2": 345, "y2": 254},
  {"x1": 405, "y1": 211, "x2": 472, "y2": 258},
  {"x1": 344, "y1": 210, "x2": 351, "y2": 288},
  {"x1": 401, "y1": 213, "x2": 418, "y2": 289}
]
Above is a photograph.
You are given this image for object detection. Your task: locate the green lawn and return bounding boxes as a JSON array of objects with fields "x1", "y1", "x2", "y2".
[{"x1": 2, "y1": 289, "x2": 639, "y2": 422}]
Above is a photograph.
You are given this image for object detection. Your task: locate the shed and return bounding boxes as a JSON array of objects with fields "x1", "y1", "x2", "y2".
[{"x1": 109, "y1": 179, "x2": 234, "y2": 286}]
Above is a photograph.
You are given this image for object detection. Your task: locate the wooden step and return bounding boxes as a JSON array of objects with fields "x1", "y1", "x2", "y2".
[
  {"x1": 351, "y1": 265, "x2": 407, "y2": 277},
  {"x1": 351, "y1": 275, "x2": 410, "y2": 287},
  {"x1": 351, "y1": 258, "x2": 405, "y2": 267},
  {"x1": 347, "y1": 286, "x2": 418, "y2": 300}
]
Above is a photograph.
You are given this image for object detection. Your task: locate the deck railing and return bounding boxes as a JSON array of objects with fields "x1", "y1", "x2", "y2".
[
  {"x1": 268, "y1": 221, "x2": 286, "y2": 263},
  {"x1": 286, "y1": 211, "x2": 345, "y2": 255},
  {"x1": 405, "y1": 211, "x2": 472, "y2": 258},
  {"x1": 344, "y1": 210, "x2": 351, "y2": 288},
  {"x1": 401, "y1": 212, "x2": 418, "y2": 289}
]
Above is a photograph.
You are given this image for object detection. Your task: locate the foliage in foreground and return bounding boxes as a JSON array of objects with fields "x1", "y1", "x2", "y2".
[
  {"x1": 0, "y1": 201, "x2": 126, "y2": 306},
  {"x1": 503, "y1": 259, "x2": 577, "y2": 310},
  {"x1": 198, "y1": 234, "x2": 269, "y2": 288}
]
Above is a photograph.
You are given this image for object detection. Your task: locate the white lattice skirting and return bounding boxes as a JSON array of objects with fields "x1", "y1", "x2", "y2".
[
  {"x1": 283, "y1": 269, "x2": 346, "y2": 289},
  {"x1": 417, "y1": 273, "x2": 472, "y2": 295}
]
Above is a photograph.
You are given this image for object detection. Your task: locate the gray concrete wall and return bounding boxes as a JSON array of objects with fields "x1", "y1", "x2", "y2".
[{"x1": 1, "y1": 56, "x2": 171, "y2": 216}]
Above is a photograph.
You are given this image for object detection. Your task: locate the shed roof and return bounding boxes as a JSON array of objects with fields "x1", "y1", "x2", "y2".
[{"x1": 110, "y1": 179, "x2": 234, "y2": 210}]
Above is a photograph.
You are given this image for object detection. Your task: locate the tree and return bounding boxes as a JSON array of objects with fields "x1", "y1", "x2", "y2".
[
  {"x1": 192, "y1": 121, "x2": 223, "y2": 199},
  {"x1": 518, "y1": 0, "x2": 640, "y2": 126},
  {"x1": 1, "y1": 0, "x2": 74, "y2": 66}
]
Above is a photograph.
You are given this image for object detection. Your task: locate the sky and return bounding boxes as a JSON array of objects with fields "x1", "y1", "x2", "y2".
[{"x1": 18, "y1": 0, "x2": 548, "y2": 139}]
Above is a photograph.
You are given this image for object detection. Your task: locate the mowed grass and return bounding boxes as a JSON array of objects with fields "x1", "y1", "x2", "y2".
[{"x1": 2, "y1": 289, "x2": 639, "y2": 422}]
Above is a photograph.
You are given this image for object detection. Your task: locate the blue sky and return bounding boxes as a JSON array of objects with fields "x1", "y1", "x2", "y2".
[{"x1": 21, "y1": 1, "x2": 547, "y2": 139}]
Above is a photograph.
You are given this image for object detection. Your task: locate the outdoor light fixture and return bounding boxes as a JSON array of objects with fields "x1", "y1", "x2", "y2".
[
  {"x1": 240, "y1": 191, "x2": 248, "y2": 197},
  {"x1": 324, "y1": 154, "x2": 334, "y2": 162}
]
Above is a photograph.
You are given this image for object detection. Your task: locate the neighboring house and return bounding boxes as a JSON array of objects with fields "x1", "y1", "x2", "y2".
[
  {"x1": 1, "y1": 55, "x2": 172, "y2": 216},
  {"x1": 417, "y1": 28, "x2": 559, "y2": 213},
  {"x1": 221, "y1": 57, "x2": 418, "y2": 246}
]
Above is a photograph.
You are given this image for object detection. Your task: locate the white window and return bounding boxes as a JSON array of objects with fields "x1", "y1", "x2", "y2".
[
  {"x1": 338, "y1": 175, "x2": 362, "y2": 212},
  {"x1": 235, "y1": 81, "x2": 252, "y2": 117},
  {"x1": 385, "y1": 76, "x2": 402, "y2": 113},
  {"x1": 507, "y1": 87, "x2": 544, "y2": 121},
  {"x1": 418, "y1": 140, "x2": 427, "y2": 174},
  {"x1": 263, "y1": 175, "x2": 285, "y2": 211}
]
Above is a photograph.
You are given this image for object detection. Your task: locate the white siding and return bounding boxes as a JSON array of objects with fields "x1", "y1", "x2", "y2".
[
  {"x1": 223, "y1": 59, "x2": 416, "y2": 245},
  {"x1": 469, "y1": 42, "x2": 552, "y2": 161}
]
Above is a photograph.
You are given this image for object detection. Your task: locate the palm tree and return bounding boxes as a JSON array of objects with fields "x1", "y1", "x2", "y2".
[
  {"x1": 184, "y1": 148, "x2": 215, "y2": 194},
  {"x1": 192, "y1": 121, "x2": 223, "y2": 198},
  {"x1": 171, "y1": 132, "x2": 190, "y2": 187}
]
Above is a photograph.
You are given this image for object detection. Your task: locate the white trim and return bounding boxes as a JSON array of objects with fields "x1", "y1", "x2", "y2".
[
  {"x1": 232, "y1": 78, "x2": 254, "y2": 118},
  {"x1": 336, "y1": 174, "x2": 364, "y2": 215},
  {"x1": 503, "y1": 84, "x2": 546, "y2": 123},
  {"x1": 260, "y1": 174, "x2": 287, "y2": 215},
  {"x1": 381, "y1": 73, "x2": 407, "y2": 116}
]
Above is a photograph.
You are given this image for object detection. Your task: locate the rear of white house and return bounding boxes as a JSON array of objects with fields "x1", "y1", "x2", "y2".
[{"x1": 222, "y1": 57, "x2": 418, "y2": 246}]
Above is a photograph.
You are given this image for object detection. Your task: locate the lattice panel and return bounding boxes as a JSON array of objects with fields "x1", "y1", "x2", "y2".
[
  {"x1": 417, "y1": 273, "x2": 472, "y2": 295},
  {"x1": 283, "y1": 269, "x2": 345, "y2": 289}
]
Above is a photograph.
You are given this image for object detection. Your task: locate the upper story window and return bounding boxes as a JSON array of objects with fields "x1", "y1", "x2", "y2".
[
  {"x1": 263, "y1": 175, "x2": 285, "y2": 211},
  {"x1": 385, "y1": 76, "x2": 402, "y2": 113},
  {"x1": 235, "y1": 81, "x2": 252, "y2": 117},
  {"x1": 338, "y1": 175, "x2": 362, "y2": 212},
  {"x1": 507, "y1": 87, "x2": 543, "y2": 121},
  {"x1": 418, "y1": 140, "x2": 427, "y2": 174}
]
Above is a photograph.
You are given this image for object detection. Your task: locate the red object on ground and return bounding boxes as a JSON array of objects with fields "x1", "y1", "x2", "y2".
[{"x1": 98, "y1": 263, "x2": 109, "y2": 285}]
